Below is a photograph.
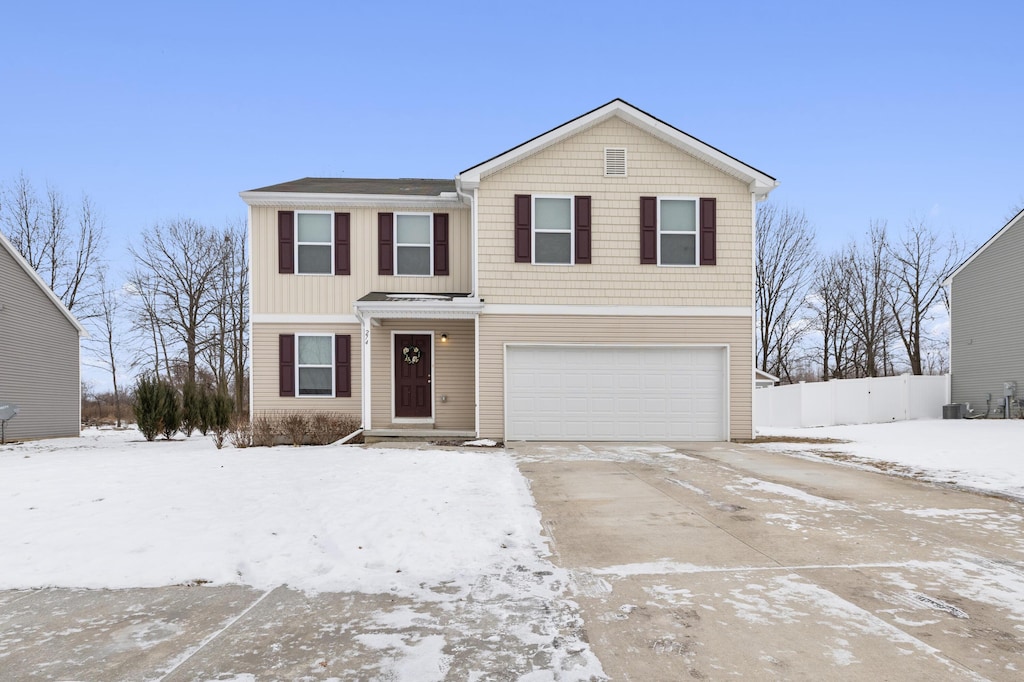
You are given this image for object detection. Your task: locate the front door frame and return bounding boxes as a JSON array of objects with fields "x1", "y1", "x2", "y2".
[{"x1": 392, "y1": 330, "x2": 434, "y2": 423}]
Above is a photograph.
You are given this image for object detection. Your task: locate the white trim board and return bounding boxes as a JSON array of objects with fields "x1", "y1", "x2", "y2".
[
  {"x1": 252, "y1": 314, "x2": 361, "y2": 325},
  {"x1": 482, "y1": 304, "x2": 751, "y2": 317},
  {"x1": 944, "y1": 207, "x2": 1024, "y2": 285}
]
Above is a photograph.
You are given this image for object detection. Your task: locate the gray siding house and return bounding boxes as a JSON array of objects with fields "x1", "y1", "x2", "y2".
[
  {"x1": 0, "y1": 231, "x2": 85, "y2": 440},
  {"x1": 945, "y1": 208, "x2": 1024, "y2": 415}
]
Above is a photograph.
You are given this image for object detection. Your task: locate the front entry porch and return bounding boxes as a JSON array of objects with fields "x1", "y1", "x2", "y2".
[{"x1": 354, "y1": 293, "x2": 481, "y2": 440}]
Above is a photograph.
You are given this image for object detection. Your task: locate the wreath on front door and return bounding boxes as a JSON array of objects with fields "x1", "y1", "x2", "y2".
[{"x1": 402, "y1": 345, "x2": 422, "y2": 365}]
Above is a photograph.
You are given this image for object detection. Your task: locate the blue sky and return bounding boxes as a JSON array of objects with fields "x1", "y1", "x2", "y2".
[{"x1": 2, "y1": 0, "x2": 1022, "y2": 267}]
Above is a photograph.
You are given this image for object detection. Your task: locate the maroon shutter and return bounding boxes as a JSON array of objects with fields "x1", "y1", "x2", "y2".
[
  {"x1": 699, "y1": 197, "x2": 717, "y2": 265},
  {"x1": 278, "y1": 211, "x2": 295, "y2": 274},
  {"x1": 640, "y1": 197, "x2": 657, "y2": 264},
  {"x1": 279, "y1": 334, "x2": 295, "y2": 397},
  {"x1": 334, "y1": 212, "x2": 350, "y2": 275},
  {"x1": 433, "y1": 213, "x2": 449, "y2": 276},
  {"x1": 514, "y1": 194, "x2": 531, "y2": 263},
  {"x1": 378, "y1": 212, "x2": 394, "y2": 275},
  {"x1": 335, "y1": 334, "x2": 351, "y2": 398},
  {"x1": 575, "y1": 196, "x2": 591, "y2": 264}
]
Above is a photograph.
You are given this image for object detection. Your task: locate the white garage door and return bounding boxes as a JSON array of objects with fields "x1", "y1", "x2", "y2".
[{"x1": 505, "y1": 345, "x2": 727, "y2": 441}]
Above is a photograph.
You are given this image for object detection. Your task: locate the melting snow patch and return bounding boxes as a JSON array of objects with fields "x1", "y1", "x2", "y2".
[
  {"x1": 462, "y1": 439, "x2": 498, "y2": 447},
  {"x1": 728, "y1": 478, "x2": 850, "y2": 509}
]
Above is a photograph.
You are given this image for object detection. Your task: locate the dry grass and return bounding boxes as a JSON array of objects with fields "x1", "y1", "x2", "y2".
[{"x1": 751, "y1": 435, "x2": 849, "y2": 445}]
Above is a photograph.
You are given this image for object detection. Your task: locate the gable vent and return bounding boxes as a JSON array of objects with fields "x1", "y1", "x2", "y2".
[{"x1": 604, "y1": 147, "x2": 627, "y2": 176}]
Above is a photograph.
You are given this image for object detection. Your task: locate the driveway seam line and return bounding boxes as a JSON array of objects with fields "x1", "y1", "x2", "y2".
[{"x1": 156, "y1": 586, "x2": 275, "y2": 680}]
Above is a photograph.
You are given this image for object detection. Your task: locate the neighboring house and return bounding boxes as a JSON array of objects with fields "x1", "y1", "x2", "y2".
[
  {"x1": 0, "y1": 230, "x2": 85, "y2": 440},
  {"x1": 944, "y1": 207, "x2": 1024, "y2": 415},
  {"x1": 241, "y1": 99, "x2": 777, "y2": 441}
]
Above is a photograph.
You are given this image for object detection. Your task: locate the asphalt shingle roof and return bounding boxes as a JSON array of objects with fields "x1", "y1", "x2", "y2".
[{"x1": 248, "y1": 177, "x2": 456, "y2": 196}]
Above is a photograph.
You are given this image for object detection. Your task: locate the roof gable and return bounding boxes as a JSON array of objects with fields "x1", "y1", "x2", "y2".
[
  {"x1": 0, "y1": 230, "x2": 86, "y2": 335},
  {"x1": 944, "y1": 207, "x2": 1024, "y2": 285},
  {"x1": 457, "y1": 98, "x2": 778, "y2": 198}
]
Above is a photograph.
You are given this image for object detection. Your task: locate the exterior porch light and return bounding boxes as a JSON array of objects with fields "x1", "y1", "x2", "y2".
[{"x1": 441, "y1": 333, "x2": 448, "y2": 343}]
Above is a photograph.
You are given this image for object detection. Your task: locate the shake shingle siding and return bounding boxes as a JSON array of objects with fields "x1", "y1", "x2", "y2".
[
  {"x1": 0, "y1": 242, "x2": 80, "y2": 440},
  {"x1": 949, "y1": 216, "x2": 1024, "y2": 414}
]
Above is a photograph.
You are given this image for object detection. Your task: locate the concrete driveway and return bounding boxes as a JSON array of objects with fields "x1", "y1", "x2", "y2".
[
  {"x1": 511, "y1": 441, "x2": 1024, "y2": 680},
  {"x1": 3, "y1": 440, "x2": 1022, "y2": 680}
]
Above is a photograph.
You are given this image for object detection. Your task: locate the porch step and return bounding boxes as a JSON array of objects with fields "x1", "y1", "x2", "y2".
[{"x1": 363, "y1": 429, "x2": 476, "y2": 444}]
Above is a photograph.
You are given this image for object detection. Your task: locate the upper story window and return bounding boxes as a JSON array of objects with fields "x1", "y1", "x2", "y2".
[
  {"x1": 534, "y1": 196, "x2": 573, "y2": 265},
  {"x1": 395, "y1": 213, "x2": 433, "y2": 276},
  {"x1": 296, "y1": 212, "x2": 333, "y2": 274},
  {"x1": 659, "y1": 198, "x2": 698, "y2": 266}
]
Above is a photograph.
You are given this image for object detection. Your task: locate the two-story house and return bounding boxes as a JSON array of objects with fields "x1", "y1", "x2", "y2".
[{"x1": 241, "y1": 99, "x2": 777, "y2": 442}]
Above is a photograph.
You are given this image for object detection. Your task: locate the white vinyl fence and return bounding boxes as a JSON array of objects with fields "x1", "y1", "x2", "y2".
[{"x1": 754, "y1": 374, "x2": 950, "y2": 429}]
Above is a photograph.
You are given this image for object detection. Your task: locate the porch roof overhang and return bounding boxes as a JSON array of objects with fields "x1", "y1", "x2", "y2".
[{"x1": 353, "y1": 292, "x2": 483, "y2": 320}]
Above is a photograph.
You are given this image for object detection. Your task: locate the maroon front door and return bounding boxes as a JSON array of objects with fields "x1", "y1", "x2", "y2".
[{"x1": 395, "y1": 333, "x2": 432, "y2": 418}]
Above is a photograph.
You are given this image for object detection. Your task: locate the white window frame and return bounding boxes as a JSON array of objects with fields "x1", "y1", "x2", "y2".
[
  {"x1": 296, "y1": 333, "x2": 335, "y2": 398},
  {"x1": 394, "y1": 212, "x2": 434, "y2": 277},
  {"x1": 295, "y1": 211, "x2": 334, "y2": 276},
  {"x1": 657, "y1": 197, "x2": 700, "y2": 268},
  {"x1": 532, "y1": 195, "x2": 574, "y2": 266}
]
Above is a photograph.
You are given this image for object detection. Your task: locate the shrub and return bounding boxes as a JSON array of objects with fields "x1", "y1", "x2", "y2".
[
  {"x1": 133, "y1": 376, "x2": 162, "y2": 442},
  {"x1": 158, "y1": 381, "x2": 181, "y2": 440},
  {"x1": 280, "y1": 413, "x2": 308, "y2": 446},
  {"x1": 229, "y1": 415, "x2": 252, "y2": 448},
  {"x1": 307, "y1": 412, "x2": 343, "y2": 445},
  {"x1": 251, "y1": 413, "x2": 276, "y2": 447},
  {"x1": 208, "y1": 390, "x2": 233, "y2": 449},
  {"x1": 180, "y1": 381, "x2": 203, "y2": 437}
]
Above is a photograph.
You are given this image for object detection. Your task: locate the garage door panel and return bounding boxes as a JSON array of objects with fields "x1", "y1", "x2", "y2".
[{"x1": 506, "y1": 346, "x2": 726, "y2": 441}]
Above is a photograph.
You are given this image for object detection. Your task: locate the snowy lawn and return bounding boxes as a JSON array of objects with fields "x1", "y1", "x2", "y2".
[
  {"x1": 0, "y1": 427, "x2": 550, "y2": 595},
  {"x1": 755, "y1": 419, "x2": 1024, "y2": 500}
]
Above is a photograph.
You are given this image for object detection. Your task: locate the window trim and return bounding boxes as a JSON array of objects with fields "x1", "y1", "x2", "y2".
[
  {"x1": 295, "y1": 333, "x2": 335, "y2": 398},
  {"x1": 657, "y1": 196, "x2": 701, "y2": 268},
  {"x1": 393, "y1": 212, "x2": 434, "y2": 277},
  {"x1": 295, "y1": 211, "x2": 334, "y2": 276},
  {"x1": 532, "y1": 195, "x2": 575, "y2": 266}
]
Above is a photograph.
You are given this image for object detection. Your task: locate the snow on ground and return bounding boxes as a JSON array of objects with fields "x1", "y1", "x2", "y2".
[
  {"x1": 0, "y1": 428, "x2": 550, "y2": 595},
  {"x1": 755, "y1": 419, "x2": 1024, "y2": 500}
]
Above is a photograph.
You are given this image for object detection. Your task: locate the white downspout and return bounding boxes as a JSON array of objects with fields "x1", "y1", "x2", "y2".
[
  {"x1": 456, "y1": 182, "x2": 482, "y2": 437},
  {"x1": 247, "y1": 204, "x2": 255, "y2": 423}
]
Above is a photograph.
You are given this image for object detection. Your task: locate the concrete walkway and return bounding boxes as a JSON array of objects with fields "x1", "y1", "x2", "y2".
[{"x1": 511, "y1": 441, "x2": 1024, "y2": 680}]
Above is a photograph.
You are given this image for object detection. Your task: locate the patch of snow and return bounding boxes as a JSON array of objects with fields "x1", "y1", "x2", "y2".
[
  {"x1": 0, "y1": 428, "x2": 552, "y2": 597},
  {"x1": 754, "y1": 420, "x2": 1024, "y2": 499},
  {"x1": 462, "y1": 439, "x2": 497, "y2": 447},
  {"x1": 728, "y1": 478, "x2": 850, "y2": 509}
]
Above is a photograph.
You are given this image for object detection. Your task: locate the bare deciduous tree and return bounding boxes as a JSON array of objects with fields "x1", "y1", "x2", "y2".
[
  {"x1": 87, "y1": 273, "x2": 127, "y2": 426},
  {"x1": 0, "y1": 173, "x2": 105, "y2": 318},
  {"x1": 885, "y1": 220, "x2": 964, "y2": 375},
  {"x1": 128, "y1": 219, "x2": 228, "y2": 385},
  {"x1": 197, "y1": 220, "x2": 249, "y2": 413},
  {"x1": 755, "y1": 203, "x2": 816, "y2": 382},
  {"x1": 809, "y1": 252, "x2": 855, "y2": 380},
  {"x1": 846, "y1": 221, "x2": 896, "y2": 377}
]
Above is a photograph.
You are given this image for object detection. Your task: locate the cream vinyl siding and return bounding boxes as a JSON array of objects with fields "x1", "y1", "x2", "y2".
[
  {"x1": 250, "y1": 206, "x2": 472, "y2": 316},
  {"x1": 479, "y1": 314, "x2": 752, "y2": 441},
  {"x1": 251, "y1": 322, "x2": 361, "y2": 415},
  {"x1": 0, "y1": 244, "x2": 80, "y2": 440},
  {"x1": 370, "y1": 319, "x2": 475, "y2": 430},
  {"x1": 476, "y1": 116, "x2": 753, "y2": 306}
]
